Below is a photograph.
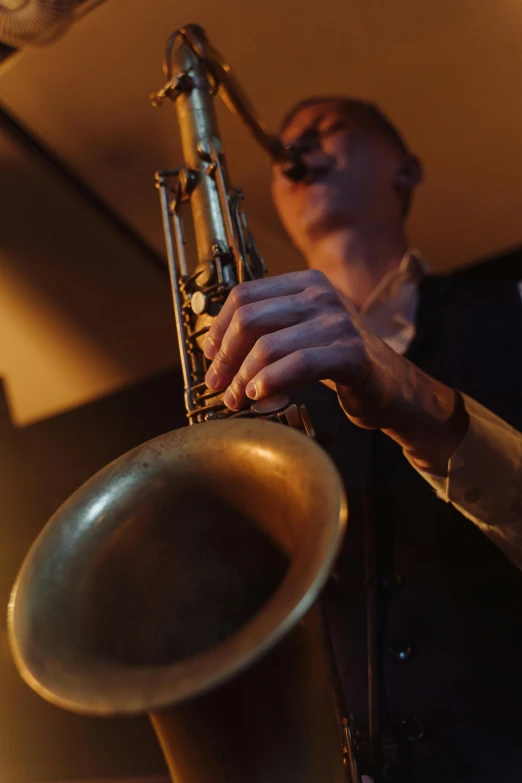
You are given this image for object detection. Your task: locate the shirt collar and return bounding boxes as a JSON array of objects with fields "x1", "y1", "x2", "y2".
[
  {"x1": 321, "y1": 250, "x2": 429, "y2": 391},
  {"x1": 360, "y1": 248, "x2": 428, "y2": 317}
]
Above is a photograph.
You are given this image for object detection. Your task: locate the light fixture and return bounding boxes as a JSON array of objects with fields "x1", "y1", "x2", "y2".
[{"x1": 0, "y1": 0, "x2": 80, "y2": 47}]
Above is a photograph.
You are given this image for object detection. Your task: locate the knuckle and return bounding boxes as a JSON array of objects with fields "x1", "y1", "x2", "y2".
[
  {"x1": 304, "y1": 283, "x2": 336, "y2": 309},
  {"x1": 330, "y1": 310, "x2": 353, "y2": 333},
  {"x1": 217, "y1": 344, "x2": 234, "y2": 368},
  {"x1": 315, "y1": 313, "x2": 345, "y2": 341},
  {"x1": 232, "y1": 303, "x2": 255, "y2": 333},
  {"x1": 342, "y1": 336, "x2": 369, "y2": 374},
  {"x1": 305, "y1": 268, "x2": 328, "y2": 286},
  {"x1": 235, "y1": 366, "x2": 250, "y2": 385},
  {"x1": 254, "y1": 334, "x2": 277, "y2": 363},
  {"x1": 228, "y1": 283, "x2": 250, "y2": 309},
  {"x1": 293, "y1": 349, "x2": 312, "y2": 375}
]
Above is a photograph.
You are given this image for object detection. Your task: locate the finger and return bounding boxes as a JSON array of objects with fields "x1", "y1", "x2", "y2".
[
  {"x1": 224, "y1": 318, "x2": 345, "y2": 410},
  {"x1": 245, "y1": 344, "x2": 347, "y2": 402},
  {"x1": 203, "y1": 269, "x2": 328, "y2": 359},
  {"x1": 205, "y1": 293, "x2": 314, "y2": 392}
]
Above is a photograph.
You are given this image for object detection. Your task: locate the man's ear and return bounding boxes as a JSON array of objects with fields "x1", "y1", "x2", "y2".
[{"x1": 393, "y1": 154, "x2": 423, "y2": 189}]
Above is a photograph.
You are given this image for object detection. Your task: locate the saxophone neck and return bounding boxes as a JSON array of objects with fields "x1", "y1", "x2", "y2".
[{"x1": 152, "y1": 24, "x2": 307, "y2": 181}]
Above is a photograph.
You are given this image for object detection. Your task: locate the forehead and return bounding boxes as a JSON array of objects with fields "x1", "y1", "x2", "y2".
[{"x1": 280, "y1": 100, "x2": 354, "y2": 141}]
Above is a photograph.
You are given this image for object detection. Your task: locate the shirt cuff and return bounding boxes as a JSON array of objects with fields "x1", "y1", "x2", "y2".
[{"x1": 404, "y1": 392, "x2": 522, "y2": 525}]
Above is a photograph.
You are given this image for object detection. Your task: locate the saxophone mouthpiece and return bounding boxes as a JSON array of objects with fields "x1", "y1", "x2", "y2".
[
  {"x1": 271, "y1": 140, "x2": 309, "y2": 182},
  {"x1": 281, "y1": 148, "x2": 309, "y2": 182}
]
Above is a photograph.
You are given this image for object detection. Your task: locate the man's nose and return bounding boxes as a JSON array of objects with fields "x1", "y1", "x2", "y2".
[
  {"x1": 293, "y1": 138, "x2": 335, "y2": 182},
  {"x1": 276, "y1": 133, "x2": 334, "y2": 183},
  {"x1": 290, "y1": 133, "x2": 321, "y2": 156}
]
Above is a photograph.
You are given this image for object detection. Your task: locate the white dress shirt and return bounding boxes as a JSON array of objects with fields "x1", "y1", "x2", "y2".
[{"x1": 345, "y1": 251, "x2": 522, "y2": 570}]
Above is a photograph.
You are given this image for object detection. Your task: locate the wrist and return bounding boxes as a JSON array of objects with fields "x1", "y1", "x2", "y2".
[
  {"x1": 383, "y1": 375, "x2": 470, "y2": 476},
  {"x1": 337, "y1": 351, "x2": 470, "y2": 476}
]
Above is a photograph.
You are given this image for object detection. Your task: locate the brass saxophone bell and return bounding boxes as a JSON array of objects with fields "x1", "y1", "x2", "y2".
[{"x1": 9, "y1": 419, "x2": 347, "y2": 783}]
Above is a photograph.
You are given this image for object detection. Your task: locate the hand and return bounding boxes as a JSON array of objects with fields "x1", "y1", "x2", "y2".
[
  {"x1": 203, "y1": 269, "x2": 468, "y2": 475},
  {"x1": 203, "y1": 269, "x2": 397, "y2": 425}
]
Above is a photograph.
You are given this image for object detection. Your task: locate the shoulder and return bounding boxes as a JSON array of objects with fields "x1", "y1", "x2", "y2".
[
  {"x1": 421, "y1": 245, "x2": 522, "y2": 301},
  {"x1": 446, "y1": 244, "x2": 522, "y2": 284}
]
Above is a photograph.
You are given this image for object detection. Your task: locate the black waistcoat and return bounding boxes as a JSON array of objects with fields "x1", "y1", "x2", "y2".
[{"x1": 290, "y1": 274, "x2": 522, "y2": 783}]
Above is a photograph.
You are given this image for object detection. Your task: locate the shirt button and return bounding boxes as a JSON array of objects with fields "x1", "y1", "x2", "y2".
[
  {"x1": 388, "y1": 638, "x2": 413, "y2": 662},
  {"x1": 464, "y1": 487, "x2": 481, "y2": 504},
  {"x1": 401, "y1": 717, "x2": 425, "y2": 741}
]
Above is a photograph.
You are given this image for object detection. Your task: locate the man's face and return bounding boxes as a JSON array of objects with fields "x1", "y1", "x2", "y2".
[{"x1": 271, "y1": 100, "x2": 407, "y2": 252}]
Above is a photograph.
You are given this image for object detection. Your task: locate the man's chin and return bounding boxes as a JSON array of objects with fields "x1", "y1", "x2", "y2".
[{"x1": 297, "y1": 207, "x2": 352, "y2": 243}]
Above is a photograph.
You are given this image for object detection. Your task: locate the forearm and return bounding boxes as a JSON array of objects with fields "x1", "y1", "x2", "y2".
[
  {"x1": 405, "y1": 393, "x2": 522, "y2": 569},
  {"x1": 338, "y1": 352, "x2": 470, "y2": 476},
  {"x1": 381, "y1": 367, "x2": 470, "y2": 477},
  {"x1": 338, "y1": 355, "x2": 522, "y2": 569}
]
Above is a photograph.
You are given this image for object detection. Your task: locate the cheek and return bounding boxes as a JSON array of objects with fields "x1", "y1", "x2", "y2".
[
  {"x1": 338, "y1": 150, "x2": 393, "y2": 203},
  {"x1": 271, "y1": 177, "x2": 300, "y2": 223},
  {"x1": 270, "y1": 176, "x2": 283, "y2": 211}
]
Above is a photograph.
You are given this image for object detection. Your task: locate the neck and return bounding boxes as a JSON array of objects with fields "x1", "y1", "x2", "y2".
[{"x1": 303, "y1": 224, "x2": 408, "y2": 310}]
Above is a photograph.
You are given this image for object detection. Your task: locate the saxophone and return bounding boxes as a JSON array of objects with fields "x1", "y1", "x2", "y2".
[
  {"x1": 152, "y1": 24, "x2": 312, "y2": 429},
  {"x1": 8, "y1": 24, "x2": 360, "y2": 783}
]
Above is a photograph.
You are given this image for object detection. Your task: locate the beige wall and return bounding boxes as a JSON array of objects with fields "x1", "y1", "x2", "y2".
[{"x1": 0, "y1": 130, "x2": 177, "y2": 425}]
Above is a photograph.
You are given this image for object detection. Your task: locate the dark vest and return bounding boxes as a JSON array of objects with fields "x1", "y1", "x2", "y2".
[{"x1": 291, "y1": 274, "x2": 522, "y2": 783}]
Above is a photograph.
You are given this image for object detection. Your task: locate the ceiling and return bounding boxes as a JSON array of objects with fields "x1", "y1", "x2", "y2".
[{"x1": 1, "y1": 0, "x2": 521, "y2": 423}]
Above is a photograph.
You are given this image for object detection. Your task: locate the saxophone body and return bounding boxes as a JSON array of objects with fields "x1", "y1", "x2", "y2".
[
  {"x1": 154, "y1": 24, "x2": 310, "y2": 428},
  {"x1": 8, "y1": 24, "x2": 357, "y2": 783}
]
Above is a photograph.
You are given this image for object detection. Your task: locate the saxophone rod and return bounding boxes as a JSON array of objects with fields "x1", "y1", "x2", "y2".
[{"x1": 152, "y1": 24, "x2": 308, "y2": 182}]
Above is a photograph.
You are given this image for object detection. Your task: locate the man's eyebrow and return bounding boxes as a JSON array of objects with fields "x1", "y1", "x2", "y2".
[
  {"x1": 284, "y1": 106, "x2": 349, "y2": 140},
  {"x1": 284, "y1": 113, "x2": 324, "y2": 140}
]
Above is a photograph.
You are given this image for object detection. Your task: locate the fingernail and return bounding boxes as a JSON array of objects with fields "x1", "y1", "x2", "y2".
[
  {"x1": 246, "y1": 381, "x2": 258, "y2": 399},
  {"x1": 205, "y1": 365, "x2": 218, "y2": 389},
  {"x1": 223, "y1": 387, "x2": 237, "y2": 409},
  {"x1": 203, "y1": 336, "x2": 217, "y2": 360}
]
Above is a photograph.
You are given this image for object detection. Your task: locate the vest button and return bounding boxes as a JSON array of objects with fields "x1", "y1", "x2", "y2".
[
  {"x1": 401, "y1": 717, "x2": 425, "y2": 741},
  {"x1": 382, "y1": 762, "x2": 401, "y2": 782},
  {"x1": 388, "y1": 638, "x2": 413, "y2": 661},
  {"x1": 379, "y1": 573, "x2": 403, "y2": 591}
]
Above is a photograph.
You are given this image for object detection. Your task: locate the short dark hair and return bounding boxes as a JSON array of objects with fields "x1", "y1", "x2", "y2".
[{"x1": 280, "y1": 96, "x2": 413, "y2": 218}]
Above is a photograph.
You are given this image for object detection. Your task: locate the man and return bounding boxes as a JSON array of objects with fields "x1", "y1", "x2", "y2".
[{"x1": 203, "y1": 97, "x2": 522, "y2": 782}]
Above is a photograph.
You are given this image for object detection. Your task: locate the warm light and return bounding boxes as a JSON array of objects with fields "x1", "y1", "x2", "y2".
[{"x1": 0, "y1": 0, "x2": 29, "y2": 10}]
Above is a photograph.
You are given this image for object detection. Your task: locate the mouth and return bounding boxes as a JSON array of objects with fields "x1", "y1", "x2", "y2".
[{"x1": 295, "y1": 163, "x2": 334, "y2": 187}]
